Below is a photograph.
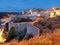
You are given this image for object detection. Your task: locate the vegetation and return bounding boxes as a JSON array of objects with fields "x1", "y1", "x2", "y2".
[
  {"x1": 18, "y1": 28, "x2": 27, "y2": 40},
  {"x1": 47, "y1": 24, "x2": 52, "y2": 30},
  {"x1": 6, "y1": 27, "x2": 16, "y2": 42},
  {"x1": 25, "y1": 34, "x2": 33, "y2": 40},
  {"x1": 0, "y1": 17, "x2": 60, "y2": 45},
  {"x1": 18, "y1": 34, "x2": 25, "y2": 40},
  {"x1": 38, "y1": 20, "x2": 46, "y2": 26},
  {"x1": 0, "y1": 28, "x2": 60, "y2": 45}
]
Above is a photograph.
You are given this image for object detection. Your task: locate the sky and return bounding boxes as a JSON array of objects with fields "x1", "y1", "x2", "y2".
[{"x1": 0, "y1": 0, "x2": 60, "y2": 12}]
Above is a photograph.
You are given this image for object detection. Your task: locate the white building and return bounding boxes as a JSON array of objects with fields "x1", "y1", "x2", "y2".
[
  {"x1": 8, "y1": 22, "x2": 40, "y2": 37},
  {"x1": 40, "y1": 13, "x2": 50, "y2": 18}
]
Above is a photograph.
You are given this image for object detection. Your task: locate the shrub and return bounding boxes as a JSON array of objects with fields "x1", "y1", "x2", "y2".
[
  {"x1": 47, "y1": 25, "x2": 52, "y2": 30},
  {"x1": 25, "y1": 34, "x2": 33, "y2": 40},
  {"x1": 18, "y1": 28, "x2": 27, "y2": 40},
  {"x1": 39, "y1": 20, "x2": 46, "y2": 26},
  {"x1": 6, "y1": 27, "x2": 16, "y2": 42}
]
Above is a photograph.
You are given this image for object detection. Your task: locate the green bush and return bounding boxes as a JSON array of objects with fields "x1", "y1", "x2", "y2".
[
  {"x1": 39, "y1": 20, "x2": 46, "y2": 26},
  {"x1": 26, "y1": 34, "x2": 33, "y2": 40},
  {"x1": 18, "y1": 28, "x2": 27, "y2": 40},
  {"x1": 47, "y1": 25, "x2": 52, "y2": 30},
  {"x1": 6, "y1": 27, "x2": 16, "y2": 42},
  {"x1": 58, "y1": 19, "x2": 60, "y2": 23},
  {"x1": 18, "y1": 34, "x2": 25, "y2": 40}
]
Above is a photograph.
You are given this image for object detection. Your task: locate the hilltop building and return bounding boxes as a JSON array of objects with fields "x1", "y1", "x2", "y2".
[{"x1": 0, "y1": 8, "x2": 60, "y2": 40}]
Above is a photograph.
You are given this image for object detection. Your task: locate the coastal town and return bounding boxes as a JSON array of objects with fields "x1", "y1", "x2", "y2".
[{"x1": 0, "y1": 7, "x2": 60, "y2": 45}]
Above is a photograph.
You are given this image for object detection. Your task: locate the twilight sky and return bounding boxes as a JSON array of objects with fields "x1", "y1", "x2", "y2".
[{"x1": 0, "y1": 0, "x2": 60, "y2": 12}]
